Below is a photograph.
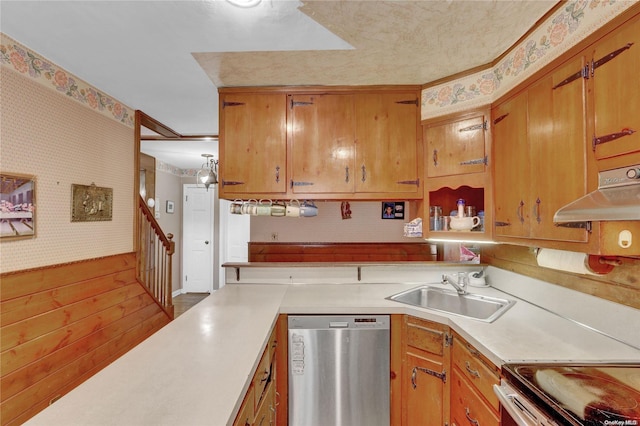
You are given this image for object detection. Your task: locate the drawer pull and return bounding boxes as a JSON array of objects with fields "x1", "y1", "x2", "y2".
[
  {"x1": 465, "y1": 407, "x2": 480, "y2": 426},
  {"x1": 465, "y1": 361, "x2": 480, "y2": 378}
]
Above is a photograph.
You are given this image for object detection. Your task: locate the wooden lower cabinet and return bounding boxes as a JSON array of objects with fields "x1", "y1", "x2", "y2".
[
  {"x1": 451, "y1": 368, "x2": 499, "y2": 426},
  {"x1": 233, "y1": 326, "x2": 279, "y2": 426},
  {"x1": 450, "y1": 333, "x2": 500, "y2": 426},
  {"x1": 402, "y1": 316, "x2": 451, "y2": 426}
]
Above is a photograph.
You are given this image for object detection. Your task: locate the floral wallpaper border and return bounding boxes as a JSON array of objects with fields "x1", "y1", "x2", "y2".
[
  {"x1": 421, "y1": 0, "x2": 635, "y2": 121},
  {"x1": 1, "y1": 33, "x2": 134, "y2": 128}
]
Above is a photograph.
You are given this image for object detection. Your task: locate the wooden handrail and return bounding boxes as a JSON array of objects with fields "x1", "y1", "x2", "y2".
[{"x1": 136, "y1": 195, "x2": 174, "y2": 318}]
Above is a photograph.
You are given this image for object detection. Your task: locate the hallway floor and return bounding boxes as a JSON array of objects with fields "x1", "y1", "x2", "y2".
[{"x1": 173, "y1": 293, "x2": 209, "y2": 318}]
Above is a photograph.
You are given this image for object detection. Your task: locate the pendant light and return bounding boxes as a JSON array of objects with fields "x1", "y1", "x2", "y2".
[{"x1": 197, "y1": 154, "x2": 218, "y2": 191}]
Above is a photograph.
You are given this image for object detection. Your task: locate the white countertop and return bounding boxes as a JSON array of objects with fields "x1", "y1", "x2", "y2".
[{"x1": 26, "y1": 268, "x2": 640, "y2": 426}]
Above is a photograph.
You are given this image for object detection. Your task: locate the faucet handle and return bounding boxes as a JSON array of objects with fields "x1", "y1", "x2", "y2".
[{"x1": 457, "y1": 272, "x2": 468, "y2": 289}]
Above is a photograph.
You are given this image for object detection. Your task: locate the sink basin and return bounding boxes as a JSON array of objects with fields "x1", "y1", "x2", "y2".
[{"x1": 387, "y1": 285, "x2": 515, "y2": 322}]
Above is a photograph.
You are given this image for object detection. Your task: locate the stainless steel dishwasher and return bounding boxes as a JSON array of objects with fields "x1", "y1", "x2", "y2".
[{"x1": 288, "y1": 315, "x2": 390, "y2": 426}]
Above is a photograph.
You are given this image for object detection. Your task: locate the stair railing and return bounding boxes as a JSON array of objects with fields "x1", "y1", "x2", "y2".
[{"x1": 136, "y1": 195, "x2": 175, "y2": 318}]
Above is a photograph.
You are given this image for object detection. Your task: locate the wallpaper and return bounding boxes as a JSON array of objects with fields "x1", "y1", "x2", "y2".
[{"x1": 421, "y1": 0, "x2": 636, "y2": 120}]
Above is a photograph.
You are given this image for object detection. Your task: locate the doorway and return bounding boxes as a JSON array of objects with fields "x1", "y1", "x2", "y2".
[{"x1": 182, "y1": 184, "x2": 214, "y2": 293}]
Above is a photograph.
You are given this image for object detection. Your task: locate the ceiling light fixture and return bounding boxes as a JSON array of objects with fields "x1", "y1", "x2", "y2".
[
  {"x1": 197, "y1": 154, "x2": 218, "y2": 191},
  {"x1": 226, "y1": 0, "x2": 261, "y2": 8}
]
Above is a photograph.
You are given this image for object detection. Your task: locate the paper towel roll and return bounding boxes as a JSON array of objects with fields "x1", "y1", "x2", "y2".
[{"x1": 536, "y1": 248, "x2": 599, "y2": 275}]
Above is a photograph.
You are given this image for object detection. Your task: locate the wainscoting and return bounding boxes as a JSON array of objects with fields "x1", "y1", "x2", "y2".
[{"x1": 0, "y1": 252, "x2": 171, "y2": 425}]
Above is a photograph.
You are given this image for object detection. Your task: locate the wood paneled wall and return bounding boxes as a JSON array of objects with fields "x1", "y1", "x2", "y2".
[
  {"x1": 248, "y1": 242, "x2": 437, "y2": 262},
  {"x1": 0, "y1": 253, "x2": 171, "y2": 425},
  {"x1": 482, "y1": 245, "x2": 640, "y2": 310}
]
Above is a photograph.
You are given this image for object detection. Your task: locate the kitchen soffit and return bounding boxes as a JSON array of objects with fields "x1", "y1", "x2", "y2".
[{"x1": 195, "y1": 0, "x2": 559, "y2": 88}]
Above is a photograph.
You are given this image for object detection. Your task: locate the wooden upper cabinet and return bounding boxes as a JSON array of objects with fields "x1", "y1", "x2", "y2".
[
  {"x1": 528, "y1": 55, "x2": 588, "y2": 242},
  {"x1": 493, "y1": 55, "x2": 589, "y2": 243},
  {"x1": 219, "y1": 92, "x2": 287, "y2": 197},
  {"x1": 289, "y1": 93, "x2": 355, "y2": 194},
  {"x1": 492, "y1": 92, "x2": 530, "y2": 239},
  {"x1": 425, "y1": 112, "x2": 488, "y2": 178},
  {"x1": 591, "y1": 14, "x2": 640, "y2": 160},
  {"x1": 354, "y1": 92, "x2": 421, "y2": 194}
]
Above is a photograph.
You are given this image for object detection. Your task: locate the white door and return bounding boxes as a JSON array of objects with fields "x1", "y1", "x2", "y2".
[
  {"x1": 183, "y1": 185, "x2": 214, "y2": 293},
  {"x1": 218, "y1": 199, "x2": 250, "y2": 288}
]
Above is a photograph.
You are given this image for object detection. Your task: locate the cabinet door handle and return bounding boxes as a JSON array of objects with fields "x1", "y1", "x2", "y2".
[
  {"x1": 465, "y1": 407, "x2": 480, "y2": 426},
  {"x1": 411, "y1": 366, "x2": 447, "y2": 389},
  {"x1": 535, "y1": 198, "x2": 542, "y2": 224},
  {"x1": 275, "y1": 166, "x2": 280, "y2": 183},
  {"x1": 361, "y1": 165, "x2": 366, "y2": 182},
  {"x1": 433, "y1": 149, "x2": 439, "y2": 166},
  {"x1": 345, "y1": 166, "x2": 350, "y2": 183},
  {"x1": 517, "y1": 200, "x2": 525, "y2": 224},
  {"x1": 465, "y1": 361, "x2": 480, "y2": 379}
]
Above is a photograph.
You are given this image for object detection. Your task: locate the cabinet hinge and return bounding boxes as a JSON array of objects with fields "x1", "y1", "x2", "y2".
[
  {"x1": 290, "y1": 99, "x2": 314, "y2": 109},
  {"x1": 444, "y1": 332, "x2": 453, "y2": 347},
  {"x1": 222, "y1": 101, "x2": 245, "y2": 108},
  {"x1": 592, "y1": 42, "x2": 634, "y2": 77},
  {"x1": 395, "y1": 98, "x2": 419, "y2": 106},
  {"x1": 396, "y1": 178, "x2": 420, "y2": 187},
  {"x1": 553, "y1": 64, "x2": 589, "y2": 90},
  {"x1": 290, "y1": 180, "x2": 314, "y2": 188},
  {"x1": 592, "y1": 129, "x2": 636, "y2": 150},
  {"x1": 555, "y1": 221, "x2": 592, "y2": 232},
  {"x1": 459, "y1": 121, "x2": 487, "y2": 132},
  {"x1": 412, "y1": 366, "x2": 446, "y2": 388},
  {"x1": 459, "y1": 156, "x2": 488, "y2": 166},
  {"x1": 493, "y1": 113, "x2": 509, "y2": 125}
]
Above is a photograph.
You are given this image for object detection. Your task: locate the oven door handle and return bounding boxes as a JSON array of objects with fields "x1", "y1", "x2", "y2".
[{"x1": 493, "y1": 383, "x2": 536, "y2": 426}]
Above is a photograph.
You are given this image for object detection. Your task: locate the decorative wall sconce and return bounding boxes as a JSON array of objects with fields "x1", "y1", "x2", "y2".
[{"x1": 197, "y1": 154, "x2": 218, "y2": 191}]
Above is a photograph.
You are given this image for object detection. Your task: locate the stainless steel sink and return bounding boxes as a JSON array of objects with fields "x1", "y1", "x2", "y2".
[{"x1": 387, "y1": 285, "x2": 515, "y2": 322}]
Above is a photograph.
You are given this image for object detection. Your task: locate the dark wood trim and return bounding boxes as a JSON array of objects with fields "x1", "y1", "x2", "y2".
[{"x1": 248, "y1": 242, "x2": 437, "y2": 263}]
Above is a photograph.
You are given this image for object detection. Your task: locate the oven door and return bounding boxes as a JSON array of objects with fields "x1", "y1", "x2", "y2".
[{"x1": 494, "y1": 380, "x2": 560, "y2": 426}]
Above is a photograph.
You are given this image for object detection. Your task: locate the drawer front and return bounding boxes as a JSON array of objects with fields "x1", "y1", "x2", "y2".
[
  {"x1": 233, "y1": 384, "x2": 255, "y2": 426},
  {"x1": 451, "y1": 368, "x2": 499, "y2": 426},
  {"x1": 406, "y1": 317, "x2": 447, "y2": 355},
  {"x1": 452, "y1": 339, "x2": 499, "y2": 410},
  {"x1": 253, "y1": 349, "x2": 272, "y2": 411},
  {"x1": 254, "y1": 381, "x2": 275, "y2": 426}
]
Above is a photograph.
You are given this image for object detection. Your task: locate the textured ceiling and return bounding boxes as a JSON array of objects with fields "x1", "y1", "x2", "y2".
[
  {"x1": 195, "y1": 0, "x2": 558, "y2": 87},
  {"x1": 1, "y1": 0, "x2": 558, "y2": 168}
]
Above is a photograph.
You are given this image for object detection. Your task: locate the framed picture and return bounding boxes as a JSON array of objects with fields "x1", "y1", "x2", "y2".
[
  {"x1": 71, "y1": 183, "x2": 113, "y2": 222},
  {"x1": 1, "y1": 172, "x2": 36, "y2": 240},
  {"x1": 381, "y1": 201, "x2": 404, "y2": 220},
  {"x1": 166, "y1": 200, "x2": 175, "y2": 214}
]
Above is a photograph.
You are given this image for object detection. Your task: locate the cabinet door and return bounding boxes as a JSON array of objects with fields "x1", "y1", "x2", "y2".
[
  {"x1": 592, "y1": 15, "x2": 640, "y2": 160},
  {"x1": 425, "y1": 113, "x2": 487, "y2": 178},
  {"x1": 290, "y1": 93, "x2": 355, "y2": 194},
  {"x1": 354, "y1": 92, "x2": 420, "y2": 194},
  {"x1": 492, "y1": 93, "x2": 529, "y2": 238},
  {"x1": 404, "y1": 351, "x2": 445, "y2": 426},
  {"x1": 219, "y1": 93, "x2": 287, "y2": 196},
  {"x1": 528, "y1": 56, "x2": 589, "y2": 242}
]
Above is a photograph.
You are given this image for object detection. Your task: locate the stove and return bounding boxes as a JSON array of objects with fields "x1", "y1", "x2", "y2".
[{"x1": 497, "y1": 363, "x2": 640, "y2": 426}]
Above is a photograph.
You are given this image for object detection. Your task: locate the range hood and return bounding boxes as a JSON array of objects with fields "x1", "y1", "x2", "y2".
[{"x1": 554, "y1": 165, "x2": 640, "y2": 223}]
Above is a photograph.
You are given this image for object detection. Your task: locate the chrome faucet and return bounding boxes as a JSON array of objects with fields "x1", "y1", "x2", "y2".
[{"x1": 442, "y1": 273, "x2": 468, "y2": 295}]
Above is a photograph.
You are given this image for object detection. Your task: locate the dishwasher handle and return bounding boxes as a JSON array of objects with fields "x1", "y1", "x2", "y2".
[{"x1": 329, "y1": 321, "x2": 349, "y2": 328}]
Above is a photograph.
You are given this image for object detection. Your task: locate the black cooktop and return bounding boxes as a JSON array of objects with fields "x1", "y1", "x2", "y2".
[{"x1": 503, "y1": 363, "x2": 640, "y2": 426}]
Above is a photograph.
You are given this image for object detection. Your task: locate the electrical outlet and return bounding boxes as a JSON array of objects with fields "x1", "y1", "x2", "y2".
[{"x1": 271, "y1": 232, "x2": 278, "y2": 241}]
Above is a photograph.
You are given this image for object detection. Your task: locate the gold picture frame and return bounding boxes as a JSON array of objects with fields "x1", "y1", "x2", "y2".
[
  {"x1": 71, "y1": 183, "x2": 113, "y2": 222},
  {"x1": 0, "y1": 172, "x2": 36, "y2": 240}
]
